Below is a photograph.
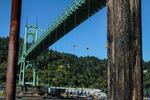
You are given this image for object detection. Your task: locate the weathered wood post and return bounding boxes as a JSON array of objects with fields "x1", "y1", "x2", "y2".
[
  {"x1": 130, "y1": 0, "x2": 143, "y2": 100},
  {"x1": 107, "y1": 0, "x2": 143, "y2": 100}
]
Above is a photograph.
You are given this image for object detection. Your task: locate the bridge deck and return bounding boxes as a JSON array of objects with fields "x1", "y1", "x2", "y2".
[{"x1": 25, "y1": 0, "x2": 106, "y2": 59}]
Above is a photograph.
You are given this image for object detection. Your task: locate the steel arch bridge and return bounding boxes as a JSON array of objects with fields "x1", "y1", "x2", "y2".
[{"x1": 18, "y1": 0, "x2": 106, "y2": 87}]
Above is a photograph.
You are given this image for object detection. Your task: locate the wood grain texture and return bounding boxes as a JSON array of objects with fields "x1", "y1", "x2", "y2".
[{"x1": 107, "y1": 0, "x2": 143, "y2": 100}]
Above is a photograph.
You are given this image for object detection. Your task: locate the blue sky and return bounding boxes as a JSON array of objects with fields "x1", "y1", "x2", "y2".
[{"x1": 0, "y1": 0, "x2": 149, "y2": 61}]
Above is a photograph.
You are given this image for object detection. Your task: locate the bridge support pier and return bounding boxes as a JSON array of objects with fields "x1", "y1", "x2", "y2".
[
  {"x1": 19, "y1": 61, "x2": 39, "y2": 86},
  {"x1": 19, "y1": 61, "x2": 25, "y2": 86},
  {"x1": 19, "y1": 24, "x2": 39, "y2": 87},
  {"x1": 107, "y1": 0, "x2": 143, "y2": 100}
]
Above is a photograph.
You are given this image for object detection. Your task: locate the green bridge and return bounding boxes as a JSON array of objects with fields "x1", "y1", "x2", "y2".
[{"x1": 18, "y1": 0, "x2": 106, "y2": 87}]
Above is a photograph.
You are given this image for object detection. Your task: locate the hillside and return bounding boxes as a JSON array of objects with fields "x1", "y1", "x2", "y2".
[
  {"x1": 0, "y1": 37, "x2": 150, "y2": 90},
  {"x1": 36, "y1": 50, "x2": 107, "y2": 90}
]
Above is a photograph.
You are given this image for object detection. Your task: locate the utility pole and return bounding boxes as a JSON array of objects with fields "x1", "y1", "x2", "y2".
[
  {"x1": 107, "y1": 0, "x2": 143, "y2": 100},
  {"x1": 5, "y1": 0, "x2": 22, "y2": 100}
]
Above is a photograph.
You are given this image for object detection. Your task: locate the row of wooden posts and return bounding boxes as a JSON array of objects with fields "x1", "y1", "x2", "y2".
[{"x1": 5, "y1": 0, "x2": 143, "y2": 100}]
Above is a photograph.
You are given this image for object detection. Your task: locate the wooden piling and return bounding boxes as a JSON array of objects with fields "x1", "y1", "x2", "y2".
[{"x1": 107, "y1": 0, "x2": 143, "y2": 100}]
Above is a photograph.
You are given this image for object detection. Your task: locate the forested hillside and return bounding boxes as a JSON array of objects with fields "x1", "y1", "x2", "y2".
[
  {"x1": 36, "y1": 50, "x2": 108, "y2": 90},
  {"x1": 0, "y1": 37, "x2": 150, "y2": 90},
  {"x1": 0, "y1": 37, "x2": 8, "y2": 83}
]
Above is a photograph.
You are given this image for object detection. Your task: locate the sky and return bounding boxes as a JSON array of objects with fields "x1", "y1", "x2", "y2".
[{"x1": 0, "y1": 0, "x2": 149, "y2": 61}]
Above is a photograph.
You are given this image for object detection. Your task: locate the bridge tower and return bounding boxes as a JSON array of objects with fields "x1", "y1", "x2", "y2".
[{"x1": 19, "y1": 23, "x2": 39, "y2": 86}]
